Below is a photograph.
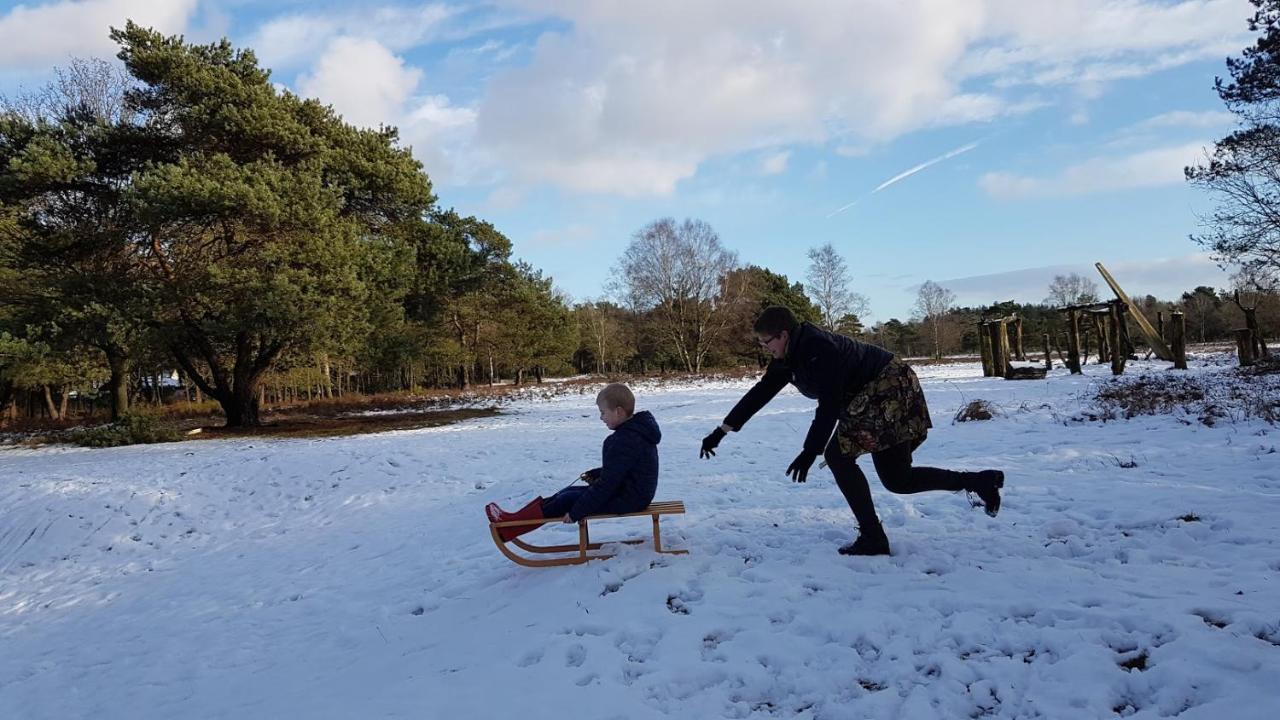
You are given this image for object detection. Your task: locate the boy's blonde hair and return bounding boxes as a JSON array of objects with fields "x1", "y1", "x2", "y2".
[{"x1": 596, "y1": 383, "x2": 635, "y2": 416}]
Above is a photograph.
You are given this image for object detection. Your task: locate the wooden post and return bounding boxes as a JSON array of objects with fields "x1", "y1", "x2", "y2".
[
  {"x1": 999, "y1": 319, "x2": 1013, "y2": 376},
  {"x1": 1043, "y1": 333, "x2": 1052, "y2": 370},
  {"x1": 1066, "y1": 309, "x2": 1082, "y2": 374},
  {"x1": 1236, "y1": 328, "x2": 1257, "y2": 366},
  {"x1": 1091, "y1": 312, "x2": 1109, "y2": 364},
  {"x1": 1157, "y1": 311, "x2": 1165, "y2": 343},
  {"x1": 1109, "y1": 301, "x2": 1126, "y2": 375},
  {"x1": 1014, "y1": 316, "x2": 1025, "y2": 361},
  {"x1": 1170, "y1": 311, "x2": 1187, "y2": 370},
  {"x1": 978, "y1": 321, "x2": 994, "y2": 377},
  {"x1": 988, "y1": 321, "x2": 1007, "y2": 378}
]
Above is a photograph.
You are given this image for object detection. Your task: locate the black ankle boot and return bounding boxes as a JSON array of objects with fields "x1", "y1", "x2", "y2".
[
  {"x1": 839, "y1": 527, "x2": 891, "y2": 556},
  {"x1": 968, "y1": 470, "x2": 1004, "y2": 517}
]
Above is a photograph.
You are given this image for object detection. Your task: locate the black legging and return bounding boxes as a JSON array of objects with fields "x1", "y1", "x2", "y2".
[{"x1": 823, "y1": 440, "x2": 981, "y2": 532}]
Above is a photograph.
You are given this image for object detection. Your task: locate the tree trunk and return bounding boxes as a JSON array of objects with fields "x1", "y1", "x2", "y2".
[
  {"x1": 0, "y1": 379, "x2": 14, "y2": 424},
  {"x1": 105, "y1": 348, "x2": 129, "y2": 421},
  {"x1": 1236, "y1": 328, "x2": 1257, "y2": 366},
  {"x1": 223, "y1": 385, "x2": 262, "y2": 427},
  {"x1": 1241, "y1": 307, "x2": 1269, "y2": 359},
  {"x1": 42, "y1": 385, "x2": 61, "y2": 420},
  {"x1": 59, "y1": 388, "x2": 70, "y2": 419}
]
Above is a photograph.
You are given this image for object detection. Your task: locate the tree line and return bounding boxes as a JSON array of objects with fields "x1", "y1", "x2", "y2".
[{"x1": 5, "y1": 12, "x2": 1280, "y2": 429}]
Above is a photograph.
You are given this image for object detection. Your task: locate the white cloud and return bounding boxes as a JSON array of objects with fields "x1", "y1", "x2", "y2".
[
  {"x1": 0, "y1": 0, "x2": 197, "y2": 68},
  {"x1": 298, "y1": 37, "x2": 422, "y2": 130},
  {"x1": 759, "y1": 150, "x2": 790, "y2": 175},
  {"x1": 1136, "y1": 110, "x2": 1237, "y2": 130},
  {"x1": 472, "y1": 0, "x2": 1249, "y2": 196},
  {"x1": 296, "y1": 37, "x2": 477, "y2": 184},
  {"x1": 933, "y1": 253, "x2": 1234, "y2": 307},
  {"x1": 979, "y1": 141, "x2": 1210, "y2": 198},
  {"x1": 250, "y1": 4, "x2": 456, "y2": 72},
  {"x1": 963, "y1": 0, "x2": 1250, "y2": 86}
]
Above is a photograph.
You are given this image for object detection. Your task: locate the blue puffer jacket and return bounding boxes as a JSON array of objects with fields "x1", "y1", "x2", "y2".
[{"x1": 569, "y1": 410, "x2": 661, "y2": 521}]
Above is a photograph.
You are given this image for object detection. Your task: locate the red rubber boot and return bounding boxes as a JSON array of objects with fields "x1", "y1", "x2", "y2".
[{"x1": 488, "y1": 497, "x2": 545, "y2": 542}]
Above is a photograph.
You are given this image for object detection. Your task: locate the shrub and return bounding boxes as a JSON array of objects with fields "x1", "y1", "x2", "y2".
[
  {"x1": 955, "y1": 399, "x2": 997, "y2": 422},
  {"x1": 72, "y1": 414, "x2": 181, "y2": 447}
]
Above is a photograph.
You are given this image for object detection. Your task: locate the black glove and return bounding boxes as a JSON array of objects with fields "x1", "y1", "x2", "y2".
[
  {"x1": 786, "y1": 450, "x2": 819, "y2": 483},
  {"x1": 578, "y1": 467, "x2": 601, "y2": 485},
  {"x1": 700, "y1": 427, "x2": 727, "y2": 459}
]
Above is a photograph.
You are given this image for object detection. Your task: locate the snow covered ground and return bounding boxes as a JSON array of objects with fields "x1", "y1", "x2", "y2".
[{"x1": 1, "y1": 358, "x2": 1278, "y2": 719}]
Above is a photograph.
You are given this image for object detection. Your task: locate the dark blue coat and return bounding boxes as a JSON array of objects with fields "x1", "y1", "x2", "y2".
[
  {"x1": 723, "y1": 322, "x2": 893, "y2": 454},
  {"x1": 569, "y1": 410, "x2": 661, "y2": 521}
]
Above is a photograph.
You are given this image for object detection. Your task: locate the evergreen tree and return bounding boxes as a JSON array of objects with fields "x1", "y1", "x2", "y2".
[{"x1": 112, "y1": 23, "x2": 435, "y2": 426}]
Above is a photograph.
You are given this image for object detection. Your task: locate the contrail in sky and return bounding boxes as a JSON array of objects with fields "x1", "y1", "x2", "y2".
[{"x1": 827, "y1": 140, "x2": 981, "y2": 218}]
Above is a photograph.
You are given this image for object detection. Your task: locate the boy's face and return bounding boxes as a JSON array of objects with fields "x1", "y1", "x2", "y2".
[{"x1": 597, "y1": 400, "x2": 628, "y2": 429}]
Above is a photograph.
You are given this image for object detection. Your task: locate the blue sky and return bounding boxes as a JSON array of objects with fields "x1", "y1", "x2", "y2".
[{"x1": 0, "y1": 0, "x2": 1253, "y2": 321}]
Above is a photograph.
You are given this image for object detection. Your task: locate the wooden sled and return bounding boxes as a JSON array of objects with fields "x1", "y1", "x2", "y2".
[{"x1": 490, "y1": 500, "x2": 688, "y2": 567}]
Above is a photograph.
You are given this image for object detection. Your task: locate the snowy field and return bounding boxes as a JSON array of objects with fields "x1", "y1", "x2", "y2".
[{"x1": 2, "y1": 358, "x2": 1278, "y2": 719}]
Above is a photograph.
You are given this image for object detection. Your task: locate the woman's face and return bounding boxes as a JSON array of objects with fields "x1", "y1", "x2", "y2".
[{"x1": 757, "y1": 330, "x2": 789, "y2": 359}]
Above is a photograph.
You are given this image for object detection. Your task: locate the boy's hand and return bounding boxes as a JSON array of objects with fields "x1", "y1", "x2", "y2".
[
  {"x1": 700, "y1": 427, "x2": 727, "y2": 458},
  {"x1": 562, "y1": 514, "x2": 574, "y2": 524},
  {"x1": 786, "y1": 450, "x2": 818, "y2": 483},
  {"x1": 578, "y1": 468, "x2": 601, "y2": 485}
]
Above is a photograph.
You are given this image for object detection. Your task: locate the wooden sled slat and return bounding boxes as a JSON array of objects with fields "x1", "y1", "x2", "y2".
[{"x1": 490, "y1": 500, "x2": 688, "y2": 567}]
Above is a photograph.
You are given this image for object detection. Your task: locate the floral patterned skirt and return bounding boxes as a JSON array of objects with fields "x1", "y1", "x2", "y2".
[{"x1": 833, "y1": 359, "x2": 933, "y2": 458}]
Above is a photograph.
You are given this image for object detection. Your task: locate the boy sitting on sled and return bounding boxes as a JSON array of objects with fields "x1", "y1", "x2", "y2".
[{"x1": 486, "y1": 383, "x2": 661, "y2": 541}]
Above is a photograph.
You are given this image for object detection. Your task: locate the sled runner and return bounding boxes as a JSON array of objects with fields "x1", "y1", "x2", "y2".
[{"x1": 489, "y1": 500, "x2": 688, "y2": 567}]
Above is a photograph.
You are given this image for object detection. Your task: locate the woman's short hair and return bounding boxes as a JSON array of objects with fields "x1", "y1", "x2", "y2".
[{"x1": 753, "y1": 306, "x2": 799, "y2": 336}]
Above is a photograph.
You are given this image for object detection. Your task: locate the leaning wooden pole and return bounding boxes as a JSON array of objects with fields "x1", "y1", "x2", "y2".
[{"x1": 1095, "y1": 262, "x2": 1174, "y2": 361}]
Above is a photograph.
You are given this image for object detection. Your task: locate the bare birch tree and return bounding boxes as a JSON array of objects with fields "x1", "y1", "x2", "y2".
[
  {"x1": 1, "y1": 57, "x2": 135, "y2": 123},
  {"x1": 614, "y1": 218, "x2": 743, "y2": 373},
  {"x1": 806, "y1": 243, "x2": 869, "y2": 330},
  {"x1": 913, "y1": 280, "x2": 956, "y2": 359},
  {"x1": 1045, "y1": 273, "x2": 1100, "y2": 307},
  {"x1": 578, "y1": 300, "x2": 628, "y2": 373}
]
